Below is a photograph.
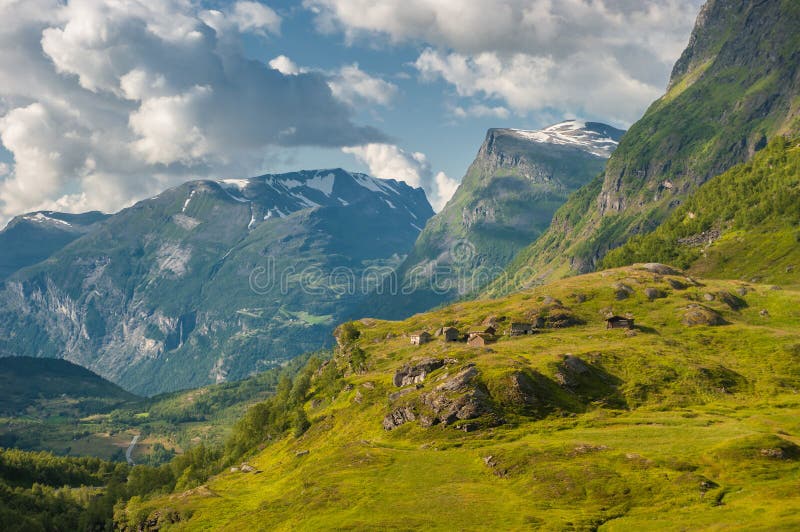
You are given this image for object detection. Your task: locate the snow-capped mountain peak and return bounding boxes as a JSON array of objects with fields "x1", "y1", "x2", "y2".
[{"x1": 505, "y1": 119, "x2": 625, "y2": 158}]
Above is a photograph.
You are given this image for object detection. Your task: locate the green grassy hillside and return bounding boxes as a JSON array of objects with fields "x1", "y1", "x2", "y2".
[
  {"x1": 490, "y1": 0, "x2": 800, "y2": 293},
  {"x1": 117, "y1": 265, "x2": 800, "y2": 530},
  {"x1": 602, "y1": 136, "x2": 800, "y2": 288}
]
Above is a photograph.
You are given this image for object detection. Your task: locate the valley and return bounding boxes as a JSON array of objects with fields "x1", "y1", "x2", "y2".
[{"x1": 1, "y1": 0, "x2": 800, "y2": 530}]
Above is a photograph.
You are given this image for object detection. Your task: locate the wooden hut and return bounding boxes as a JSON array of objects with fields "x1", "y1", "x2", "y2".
[
  {"x1": 606, "y1": 316, "x2": 635, "y2": 330},
  {"x1": 442, "y1": 327, "x2": 460, "y2": 342},
  {"x1": 509, "y1": 322, "x2": 533, "y2": 336},
  {"x1": 468, "y1": 334, "x2": 493, "y2": 347},
  {"x1": 410, "y1": 331, "x2": 432, "y2": 345}
]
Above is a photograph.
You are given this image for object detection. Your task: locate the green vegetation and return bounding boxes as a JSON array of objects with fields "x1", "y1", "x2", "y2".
[
  {"x1": 116, "y1": 266, "x2": 800, "y2": 529},
  {"x1": 0, "y1": 353, "x2": 316, "y2": 463},
  {"x1": 490, "y1": 0, "x2": 800, "y2": 292},
  {"x1": 603, "y1": 136, "x2": 800, "y2": 287}
]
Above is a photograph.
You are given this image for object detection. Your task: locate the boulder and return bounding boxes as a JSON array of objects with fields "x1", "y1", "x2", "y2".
[
  {"x1": 640, "y1": 263, "x2": 681, "y2": 275},
  {"x1": 667, "y1": 278, "x2": 687, "y2": 290},
  {"x1": 613, "y1": 283, "x2": 634, "y2": 300},
  {"x1": 716, "y1": 291, "x2": 747, "y2": 310},
  {"x1": 240, "y1": 463, "x2": 257, "y2": 473},
  {"x1": 645, "y1": 287, "x2": 666, "y2": 300},
  {"x1": 681, "y1": 305, "x2": 725, "y2": 326},
  {"x1": 393, "y1": 358, "x2": 445, "y2": 387},
  {"x1": 703, "y1": 293, "x2": 716, "y2": 302}
]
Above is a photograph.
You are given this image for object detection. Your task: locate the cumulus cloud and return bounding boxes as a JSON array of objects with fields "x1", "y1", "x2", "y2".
[
  {"x1": 328, "y1": 64, "x2": 399, "y2": 107},
  {"x1": 304, "y1": 0, "x2": 704, "y2": 122},
  {"x1": 269, "y1": 56, "x2": 398, "y2": 108},
  {"x1": 342, "y1": 143, "x2": 457, "y2": 211},
  {"x1": 0, "y1": 0, "x2": 384, "y2": 225},
  {"x1": 269, "y1": 55, "x2": 303, "y2": 75}
]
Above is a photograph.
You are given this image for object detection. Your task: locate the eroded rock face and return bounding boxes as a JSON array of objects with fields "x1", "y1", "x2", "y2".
[
  {"x1": 384, "y1": 364, "x2": 494, "y2": 430},
  {"x1": 392, "y1": 358, "x2": 446, "y2": 387},
  {"x1": 382, "y1": 406, "x2": 416, "y2": 430}
]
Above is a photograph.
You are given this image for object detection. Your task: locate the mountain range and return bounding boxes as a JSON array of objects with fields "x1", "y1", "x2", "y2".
[
  {"x1": 3, "y1": 0, "x2": 800, "y2": 528},
  {"x1": 0, "y1": 169, "x2": 432, "y2": 395}
]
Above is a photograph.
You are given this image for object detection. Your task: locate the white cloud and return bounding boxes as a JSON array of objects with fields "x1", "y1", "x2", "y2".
[
  {"x1": 416, "y1": 48, "x2": 661, "y2": 125},
  {"x1": 269, "y1": 56, "x2": 398, "y2": 107},
  {"x1": 328, "y1": 63, "x2": 399, "y2": 107},
  {"x1": 453, "y1": 104, "x2": 510, "y2": 120},
  {"x1": 230, "y1": 1, "x2": 282, "y2": 36},
  {"x1": 342, "y1": 143, "x2": 457, "y2": 211},
  {"x1": 269, "y1": 55, "x2": 302, "y2": 75},
  {"x1": 0, "y1": 0, "x2": 384, "y2": 225},
  {"x1": 304, "y1": 0, "x2": 705, "y2": 123}
]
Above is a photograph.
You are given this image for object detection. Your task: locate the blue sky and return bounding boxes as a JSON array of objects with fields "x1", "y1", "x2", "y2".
[{"x1": 0, "y1": 0, "x2": 705, "y2": 225}]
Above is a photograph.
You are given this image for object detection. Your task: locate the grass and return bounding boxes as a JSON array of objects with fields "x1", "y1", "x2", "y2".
[{"x1": 120, "y1": 266, "x2": 800, "y2": 530}]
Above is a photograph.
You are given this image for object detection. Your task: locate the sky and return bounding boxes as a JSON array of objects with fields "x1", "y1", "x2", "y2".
[{"x1": 0, "y1": 0, "x2": 705, "y2": 226}]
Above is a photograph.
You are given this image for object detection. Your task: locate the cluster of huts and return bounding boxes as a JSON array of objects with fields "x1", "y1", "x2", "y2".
[{"x1": 410, "y1": 315, "x2": 634, "y2": 347}]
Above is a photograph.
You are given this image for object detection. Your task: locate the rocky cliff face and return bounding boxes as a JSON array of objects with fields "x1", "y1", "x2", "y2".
[
  {"x1": 492, "y1": 0, "x2": 800, "y2": 292},
  {"x1": 0, "y1": 170, "x2": 433, "y2": 395},
  {"x1": 367, "y1": 121, "x2": 623, "y2": 319},
  {"x1": 0, "y1": 211, "x2": 109, "y2": 281}
]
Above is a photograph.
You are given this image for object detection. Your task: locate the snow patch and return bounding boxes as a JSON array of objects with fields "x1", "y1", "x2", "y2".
[
  {"x1": 508, "y1": 120, "x2": 618, "y2": 158},
  {"x1": 220, "y1": 178, "x2": 250, "y2": 190},
  {"x1": 25, "y1": 213, "x2": 72, "y2": 227},
  {"x1": 353, "y1": 172, "x2": 394, "y2": 195},
  {"x1": 182, "y1": 190, "x2": 196, "y2": 213}
]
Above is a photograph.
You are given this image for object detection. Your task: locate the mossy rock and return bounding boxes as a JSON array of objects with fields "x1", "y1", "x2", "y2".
[{"x1": 681, "y1": 305, "x2": 726, "y2": 326}]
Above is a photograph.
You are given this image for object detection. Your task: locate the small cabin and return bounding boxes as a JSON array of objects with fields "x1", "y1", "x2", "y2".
[
  {"x1": 410, "y1": 331, "x2": 432, "y2": 345},
  {"x1": 509, "y1": 322, "x2": 533, "y2": 336},
  {"x1": 468, "y1": 333, "x2": 494, "y2": 347},
  {"x1": 606, "y1": 316, "x2": 635, "y2": 330},
  {"x1": 442, "y1": 327, "x2": 460, "y2": 342},
  {"x1": 468, "y1": 326, "x2": 496, "y2": 339}
]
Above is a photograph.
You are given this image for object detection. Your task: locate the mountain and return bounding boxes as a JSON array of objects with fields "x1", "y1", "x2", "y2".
[
  {"x1": 119, "y1": 265, "x2": 800, "y2": 529},
  {"x1": 0, "y1": 211, "x2": 109, "y2": 281},
  {"x1": 369, "y1": 120, "x2": 623, "y2": 318},
  {"x1": 490, "y1": 0, "x2": 800, "y2": 293},
  {"x1": 603, "y1": 135, "x2": 800, "y2": 285},
  {"x1": 0, "y1": 169, "x2": 433, "y2": 395},
  {"x1": 0, "y1": 357, "x2": 137, "y2": 416}
]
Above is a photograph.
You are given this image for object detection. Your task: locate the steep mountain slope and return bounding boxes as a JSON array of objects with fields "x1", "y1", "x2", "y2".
[
  {"x1": 370, "y1": 121, "x2": 623, "y2": 318},
  {"x1": 491, "y1": 0, "x2": 800, "y2": 293},
  {"x1": 0, "y1": 169, "x2": 432, "y2": 395},
  {"x1": 120, "y1": 265, "x2": 800, "y2": 530},
  {"x1": 0, "y1": 211, "x2": 109, "y2": 281},
  {"x1": 0, "y1": 357, "x2": 137, "y2": 416},
  {"x1": 603, "y1": 135, "x2": 800, "y2": 286}
]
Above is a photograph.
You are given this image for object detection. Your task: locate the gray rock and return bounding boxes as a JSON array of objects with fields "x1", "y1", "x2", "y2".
[
  {"x1": 393, "y1": 358, "x2": 445, "y2": 387},
  {"x1": 640, "y1": 263, "x2": 680, "y2": 275},
  {"x1": 382, "y1": 406, "x2": 416, "y2": 430},
  {"x1": 645, "y1": 287, "x2": 665, "y2": 300}
]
